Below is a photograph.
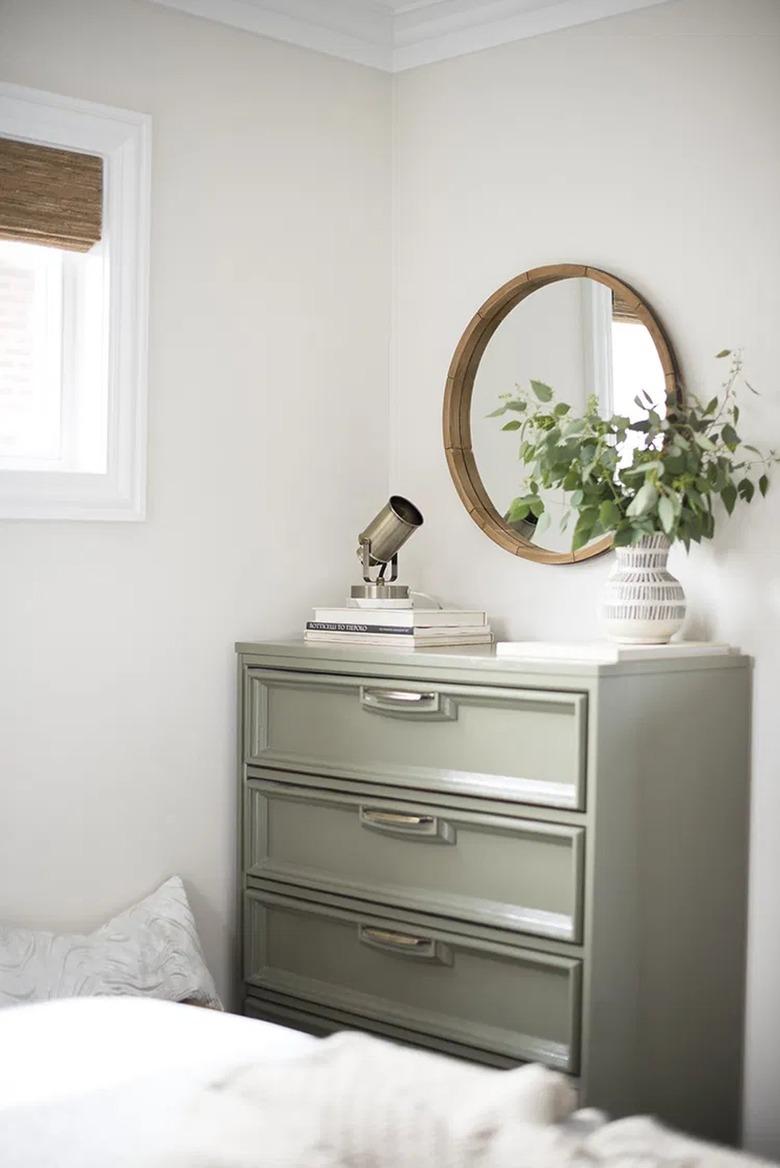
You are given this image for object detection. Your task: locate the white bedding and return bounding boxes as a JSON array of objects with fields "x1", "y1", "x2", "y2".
[
  {"x1": 0, "y1": 997, "x2": 314, "y2": 1167},
  {"x1": 0, "y1": 998, "x2": 772, "y2": 1168}
]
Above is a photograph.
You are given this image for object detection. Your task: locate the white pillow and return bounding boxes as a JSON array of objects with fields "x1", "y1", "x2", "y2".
[{"x1": 0, "y1": 876, "x2": 221, "y2": 1010}]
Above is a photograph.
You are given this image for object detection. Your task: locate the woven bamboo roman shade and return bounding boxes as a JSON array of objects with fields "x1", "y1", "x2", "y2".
[{"x1": 0, "y1": 136, "x2": 103, "y2": 253}]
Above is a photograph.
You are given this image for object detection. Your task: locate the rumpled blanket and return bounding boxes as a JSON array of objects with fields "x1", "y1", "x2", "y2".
[
  {"x1": 160, "y1": 1030, "x2": 771, "y2": 1168},
  {"x1": 0, "y1": 1000, "x2": 771, "y2": 1168}
]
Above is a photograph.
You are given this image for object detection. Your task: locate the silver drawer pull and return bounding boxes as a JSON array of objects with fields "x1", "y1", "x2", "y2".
[
  {"x1": 362, "y1": 927, "x2": 429, "y2": 948},
  {"x1": 358, "y1": 925, "x2": 451, "y2": 965},
  {"x1": 359, "y1": 806, "x2": 456, "y2": 845},
  {"x1": 364, "y1": 688, "x2": 436, "y2": 705},
  {"x1": 361, "y1": 809, "x2": 434, "y2": 828},
  {"x1": 359, "y1": 687, "x2": 456, "y2": 722}
]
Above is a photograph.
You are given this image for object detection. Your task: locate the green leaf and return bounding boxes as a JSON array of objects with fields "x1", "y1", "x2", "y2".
[
  {"x1": 572, "y1": 509, "x2": 597, "y2": 552},
  {"x1": 505, "y1": 400, "x2": 527, "y2": 412},
  {"x1": 598, "y1": 500, "x2": 621, "y2": 530},
  {"x1": 530, "y1": 380, "x2": 554, "y2": 402},
  {"x1": 662, "y1": 454, "x2": 685, "y2": 476},
  {"x1": 565, "y1": 418, "x2": 587, "y2": 435},
  {"x1": 633, "y1": 518, "x2": 655, "y2": 536},
  {"x1": 626, "y1": 482, "x2": 658, "y2": 518},
  {"x1": 721, "y1": 423, "x2": 739, "y2": 449},
  {"x1": 738, "y1": 478, "x2": 754, "y2": 503},
  {"x1": 486, "y1": 406, "x2": 507, "y2": 418},
  {"x1": 760, "y1": 474, "x2": 770, "y2": 497},
  {"x1": 623, "y1": 459, "x2": 664, "y2": 478},
  {"x1": 722, "y1": 481, "x2": 737, "y2": 515},
  {"x1": 658, "y1": 494, "x2": 675, "y2": 535},
  {"x1": 507, "y1": 500, "x2": 529, "y2": 522},
  {"x1": 501, "y1": 420, "x2": 521, "y2": 431},
  {"x1": 553, "y1": 402, "x2": 571, "y2": 416},
  {"x1": 715, "y1": 349, "x2": 732, "y2": 358}
]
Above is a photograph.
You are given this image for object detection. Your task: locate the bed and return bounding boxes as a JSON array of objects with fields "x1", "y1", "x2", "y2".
[
  {"x1": 0, "y1": 997, "x2": 771, "y2": 1168},
  {"x1": 0, "y1": 997, "x2": 314, "y2": 1167}
]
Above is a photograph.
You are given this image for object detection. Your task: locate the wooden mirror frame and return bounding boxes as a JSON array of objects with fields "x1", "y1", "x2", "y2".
[{"x1": 443, "y1": 263, "x2": 681, "y2": 565}]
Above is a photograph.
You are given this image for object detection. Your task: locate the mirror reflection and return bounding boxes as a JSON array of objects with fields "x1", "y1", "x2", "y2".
[{"x1": 471, "y1": 277, "x2": 667, "y2": 554}]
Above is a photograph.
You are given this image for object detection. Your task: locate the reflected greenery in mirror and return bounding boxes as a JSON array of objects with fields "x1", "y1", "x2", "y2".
[
  {"x1": 491, "y1": 351, "x2": 777, "y2": 552},
  {"x1": 471, "y1": 276, "x2": 670, "y2": 556},
  {"x1": 446, "y1": 265, "x2": 683, "y2": 564}
]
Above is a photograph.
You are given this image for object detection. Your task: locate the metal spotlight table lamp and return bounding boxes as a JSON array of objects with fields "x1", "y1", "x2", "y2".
[{"x1": 350, "y1": 496, "x2": 423, "y2": 609}]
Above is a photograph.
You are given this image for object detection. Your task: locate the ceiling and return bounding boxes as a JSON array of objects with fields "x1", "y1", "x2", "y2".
[{"x1": 148, "y1": 0, "x2": 674, "y2": 72}]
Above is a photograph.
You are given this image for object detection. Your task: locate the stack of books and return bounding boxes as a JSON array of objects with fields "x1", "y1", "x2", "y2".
[{"x1": 305, "y1": 607, "x2": 492, "y2": 648}]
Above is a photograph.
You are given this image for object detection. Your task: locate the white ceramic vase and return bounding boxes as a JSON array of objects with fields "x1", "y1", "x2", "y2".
[{"x1": 600, "y1": 532, "x2": 686, "y2": 644}]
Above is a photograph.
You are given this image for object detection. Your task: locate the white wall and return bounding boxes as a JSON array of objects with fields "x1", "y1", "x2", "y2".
[
  {"x1": 0, "y1": 0, "x2": 391, "y2": 1006},
  {"x1": 391, "y1": 0, "x2": 780, "y2": 1154}
]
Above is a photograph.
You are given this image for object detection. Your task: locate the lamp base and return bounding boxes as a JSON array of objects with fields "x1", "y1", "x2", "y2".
[{"x1": 350, "y1": 582, "x2": 411, "y2": 608}]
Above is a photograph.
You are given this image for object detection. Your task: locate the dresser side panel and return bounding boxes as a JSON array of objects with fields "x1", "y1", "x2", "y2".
[
  {"x1": 581, "y1": 674, "x2": 642, "y2": 1115},
  {"x1": 587, "y1": 663, "x2": 750, "y2": 1143}
]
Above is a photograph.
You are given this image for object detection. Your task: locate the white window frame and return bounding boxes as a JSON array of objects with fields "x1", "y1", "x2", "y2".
[
  {"x1": 0, "y1": 83, "x2": 151, "y2": 520},
  {"x1": 581, "y1": 278, "x2": 614, "y2": 416}
]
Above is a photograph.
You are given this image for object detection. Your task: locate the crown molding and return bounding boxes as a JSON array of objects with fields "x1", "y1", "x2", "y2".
[
  {"x1": 391, "y1": 0, "x2": 674, "y2": 70},
  {"x1": 147, "y1": 0, "x2": 395, "y2": 69},
  {"x1": 147, "y1": 0, "x2": 673, "y2": 72}
]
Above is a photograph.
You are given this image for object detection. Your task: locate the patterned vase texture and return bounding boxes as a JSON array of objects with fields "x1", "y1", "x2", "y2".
[{"x1": 600, "y1": 532, "x2": 686, "y2": 644}]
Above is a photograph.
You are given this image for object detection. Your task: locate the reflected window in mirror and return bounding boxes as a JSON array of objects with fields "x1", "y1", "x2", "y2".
[{"x1": 472, "y1": 276, "x2": 668, "y2": 553}]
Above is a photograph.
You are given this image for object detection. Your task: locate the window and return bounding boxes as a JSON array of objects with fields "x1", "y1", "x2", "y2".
[
  {"x1": 582, "y1": 280, "x2": 667, "y2": 466},
  {"x1": 0, "y1": 239, "x2": 106, "y2": 473},
  {"x1": 0, "y1": 84, "x2": 150, "y2": 519},
  {"x1": 610, "y1": 317, "x2": 666, "y2": 421}
]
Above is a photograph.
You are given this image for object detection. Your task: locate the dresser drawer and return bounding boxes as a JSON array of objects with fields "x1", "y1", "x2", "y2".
[
  {"x1": 244, "y1": 888, "x2": 581, "y2": 1071},
  {"x1": 243, "y1": 994, "x2": 525, "y2": 1068},
  {"x1": 245, "y1": 776, "x2": 584, "y2": 941},
  {"x1": 245, "y1": 669, "x2": 587, "y2": 809}
]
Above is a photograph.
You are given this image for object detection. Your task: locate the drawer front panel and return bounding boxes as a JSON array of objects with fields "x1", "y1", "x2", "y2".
[
  {"x1": 243, "y1": 993, "x2": 522, "y2": 1068},
  {"x1": 246, "y1": 669, "x2": 587, "y2": 809},
  {"x1": 244, "y1": 889, "x2": 581, "y2": 1071},
  {"x1": 245, "y1": 777, "x2": 584, "y2": 941}
]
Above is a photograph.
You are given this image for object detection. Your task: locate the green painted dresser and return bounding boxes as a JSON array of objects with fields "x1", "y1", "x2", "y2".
[{"x1": 236, "y1": 640, "x2": 750, "y2": 1143}]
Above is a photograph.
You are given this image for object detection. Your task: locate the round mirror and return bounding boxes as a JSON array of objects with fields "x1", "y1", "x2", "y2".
[{"x1": 443, "y1": 264, "x2": 680, "y2": 564}]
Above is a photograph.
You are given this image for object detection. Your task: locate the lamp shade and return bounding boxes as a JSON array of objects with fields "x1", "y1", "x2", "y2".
[{"x1": 358, "y1": 496, "x2": 423, "y2": 566}]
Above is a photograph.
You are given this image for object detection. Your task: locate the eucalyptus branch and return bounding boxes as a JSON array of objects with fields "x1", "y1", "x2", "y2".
[{"x1": 490, "y1": 356, "x2": 777, "y2": 552}]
